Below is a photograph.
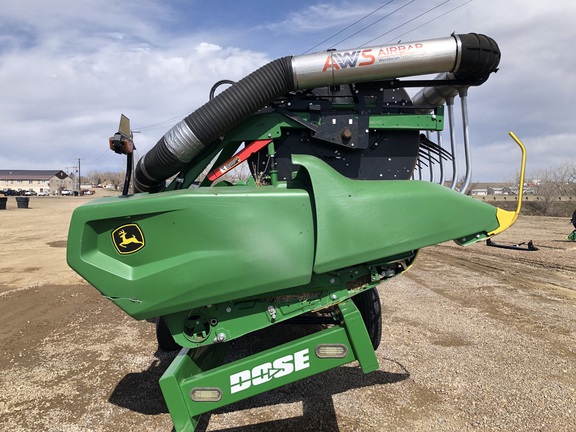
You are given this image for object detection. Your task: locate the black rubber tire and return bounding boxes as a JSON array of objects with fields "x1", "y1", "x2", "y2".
[
  {"x1": 352, "y1": 287, "x2": 383, "y2": 350},
  {"x1": 155, "y1": 317, "x2": 182, "y2": 352}
]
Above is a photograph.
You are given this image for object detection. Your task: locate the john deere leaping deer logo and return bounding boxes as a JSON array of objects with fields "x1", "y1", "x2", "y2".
[{"x1": 112, "y1": 224, "x2": 145, "y2": 255}]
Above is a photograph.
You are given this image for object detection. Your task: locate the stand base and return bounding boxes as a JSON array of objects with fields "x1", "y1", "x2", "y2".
[{"x1": 159, "y1": 299, "x2": 379, "y2": 432}]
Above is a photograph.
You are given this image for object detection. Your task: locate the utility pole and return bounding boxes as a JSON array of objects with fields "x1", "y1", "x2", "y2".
[
  {"x1": 64, "y1": 166, "x2": 76, "y2": 195},
  {"x1": 76, "y1": 158, "x2": 83, "y2": 193}
]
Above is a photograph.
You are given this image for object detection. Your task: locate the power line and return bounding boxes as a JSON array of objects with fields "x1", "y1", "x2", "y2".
[
  {"x1": 82, "y1": 151, "x2": 117, "y2": 170},
  {"x1": 383, "y1": 0, "x2": 473, "y2": 44},
  {"x1": 330, "y1": 0, "x2": 417, "y2": 48},
  {"x1": 133, "y1": 111, "x2": 191, "y2": 132},
  {"x1": 301, "y1": 1, "x2": 395, "y2": 54},
  {"x1": 361, "y1": 0, "x2": 451, "y2": 46},
  {"x1": 88, "y1": 148, "x2": 112, "y2": 165},
  {"x1": 302, "y1": 0, "x2": 474, "y2": 54},
  {"x1": 128, "y1": 2, "x2": 431, "y2": 138},
  {"x1": 113, "y1": 0, "x2": 474, "y2": 150}
]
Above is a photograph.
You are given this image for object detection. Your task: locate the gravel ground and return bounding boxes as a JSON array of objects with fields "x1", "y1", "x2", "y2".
[{"x1": 0, "y1": 197, "x2": 575, "y2": 431}]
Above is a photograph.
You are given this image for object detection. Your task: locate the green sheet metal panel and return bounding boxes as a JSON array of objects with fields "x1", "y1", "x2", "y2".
[
  {"x1": 67, "y1": 187, "x2": 315, "y2": 319},
  {"x1": 292, "y1": 155, "x2": 501, "y2": 274}
]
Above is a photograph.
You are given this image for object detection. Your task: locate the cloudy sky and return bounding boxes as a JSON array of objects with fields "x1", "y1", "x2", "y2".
[{"x1": 1, "y1": 0, "x2": 574, "y2": 182}]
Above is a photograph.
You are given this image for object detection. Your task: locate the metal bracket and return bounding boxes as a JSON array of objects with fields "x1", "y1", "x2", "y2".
[{"x1": 486, "y1": 238, "x2": 538, "y2": 251}]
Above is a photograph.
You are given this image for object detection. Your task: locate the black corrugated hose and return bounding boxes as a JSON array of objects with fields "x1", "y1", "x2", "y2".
[{"x1": 134, "y1": 56, "x2": 294, "y2": 193}]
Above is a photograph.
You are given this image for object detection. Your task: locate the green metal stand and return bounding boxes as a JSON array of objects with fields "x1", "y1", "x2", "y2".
[{"x1": 159, "y1": 299, "x2": 378, "y2": 432}]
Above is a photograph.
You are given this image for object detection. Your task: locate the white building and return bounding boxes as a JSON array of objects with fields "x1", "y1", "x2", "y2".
[{"x1": 0, "y1": 170, "x2": 73, "y2": 194}]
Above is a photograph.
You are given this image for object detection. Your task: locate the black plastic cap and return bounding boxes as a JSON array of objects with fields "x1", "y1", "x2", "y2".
[{"x1": 455, "y1": 33, "x2": 501, "y2": 80}]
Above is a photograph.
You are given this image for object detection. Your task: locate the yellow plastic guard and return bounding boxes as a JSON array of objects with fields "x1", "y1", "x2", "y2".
[{"x1": 487, "y1": 131, "x2": 526, "y2": 236}]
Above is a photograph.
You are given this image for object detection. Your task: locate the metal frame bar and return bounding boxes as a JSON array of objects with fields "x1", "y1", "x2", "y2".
[{"x1": 159, "y1": 299, "x2": 378, "y2": 432}]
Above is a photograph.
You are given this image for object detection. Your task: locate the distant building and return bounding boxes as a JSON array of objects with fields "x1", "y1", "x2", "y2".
[
  {"x1": 471, "y1": 189, "x2": 488, "y2": 196},
  {"x1": 470, "y1": 182, "x2": 517, "y2": 196},
  {"x1": 0, "y1": 170, "x2": 73, "y2": 194}
]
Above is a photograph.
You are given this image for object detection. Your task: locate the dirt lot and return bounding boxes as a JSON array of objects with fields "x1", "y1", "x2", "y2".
[{"x1": 1, "y1": 196, "x2": 575, "y2": 431}]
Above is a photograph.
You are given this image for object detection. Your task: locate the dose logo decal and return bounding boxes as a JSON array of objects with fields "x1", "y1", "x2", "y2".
[{"x1": 229, "y1": 349, "x2": 310, "y2": 394}]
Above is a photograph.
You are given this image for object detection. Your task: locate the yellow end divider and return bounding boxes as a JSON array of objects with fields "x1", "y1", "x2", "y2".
[{"x1": 487, "y1": 131, "x2": 527, "y2": 236}]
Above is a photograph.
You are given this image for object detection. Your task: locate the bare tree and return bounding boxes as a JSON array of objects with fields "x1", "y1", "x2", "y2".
[
  {"x1": 107, "y1": 171, "x2": 126, "y2": 190},
  {"x1": 529, "y1": 167, "x2": 571, "y2": 215},
  {"x1": 86, "y1": 170, "x2": 103, "y2": 187},
  {"x1": 550, "y1": 160, "x2": 576, "y2": 196},
  {"x1": 454, "y1": 175, "x2": 478, "y2": 195}
]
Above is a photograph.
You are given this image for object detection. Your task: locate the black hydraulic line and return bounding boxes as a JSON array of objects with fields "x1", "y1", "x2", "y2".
[
  {"x1": 122, "y1": 153, "x2": 133, "y2": 196},
  {"x1": 209, "y1": 79, "x2": 236, "y2": 100}
]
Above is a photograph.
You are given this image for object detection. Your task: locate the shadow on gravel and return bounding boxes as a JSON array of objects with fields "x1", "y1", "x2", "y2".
[
  {"x1": 110, "y1": 350, "x2": 408, "y2": 431},
  {"x1": 194, "y1": 364, "x2": 409, "y2": 432},
  {"x1": 108, "y1": 349, "x2": 177, "y2": 415},
  {"x1": 108, "y1": 323, "x2": 410, "y2": 431}
]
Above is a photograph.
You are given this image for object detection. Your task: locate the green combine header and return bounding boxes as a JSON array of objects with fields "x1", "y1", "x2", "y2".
[{"x1": 67, "y1": 33, "x2": 524, "y2": 431}]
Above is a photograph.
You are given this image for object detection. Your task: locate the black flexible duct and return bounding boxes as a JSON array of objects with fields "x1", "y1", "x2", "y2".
[{"x1": 134, "y1": 56, "x2": 294, "y2": 193}]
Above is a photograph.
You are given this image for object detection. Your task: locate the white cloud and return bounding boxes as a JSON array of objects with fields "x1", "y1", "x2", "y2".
[
  {"x1": 0, "y1": 0, "x2": 574, "y2": 182},
  {"x1": 0, "y1": 2, "x2": 271, "y2": 171}
]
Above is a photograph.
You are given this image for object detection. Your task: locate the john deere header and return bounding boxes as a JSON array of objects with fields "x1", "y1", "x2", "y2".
[{"x1": 67, "y1": 33, "x2": 523, "y2": 432}]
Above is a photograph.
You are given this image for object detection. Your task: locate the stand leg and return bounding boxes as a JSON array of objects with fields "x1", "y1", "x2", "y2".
[{"x1": 159, "y1": 299, "x2": 378, "y2": 432}]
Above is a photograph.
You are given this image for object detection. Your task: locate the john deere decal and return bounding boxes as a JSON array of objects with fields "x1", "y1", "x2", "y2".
[{"x1": 112, "y1": 224, "x2": 145, "y2": 254}]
